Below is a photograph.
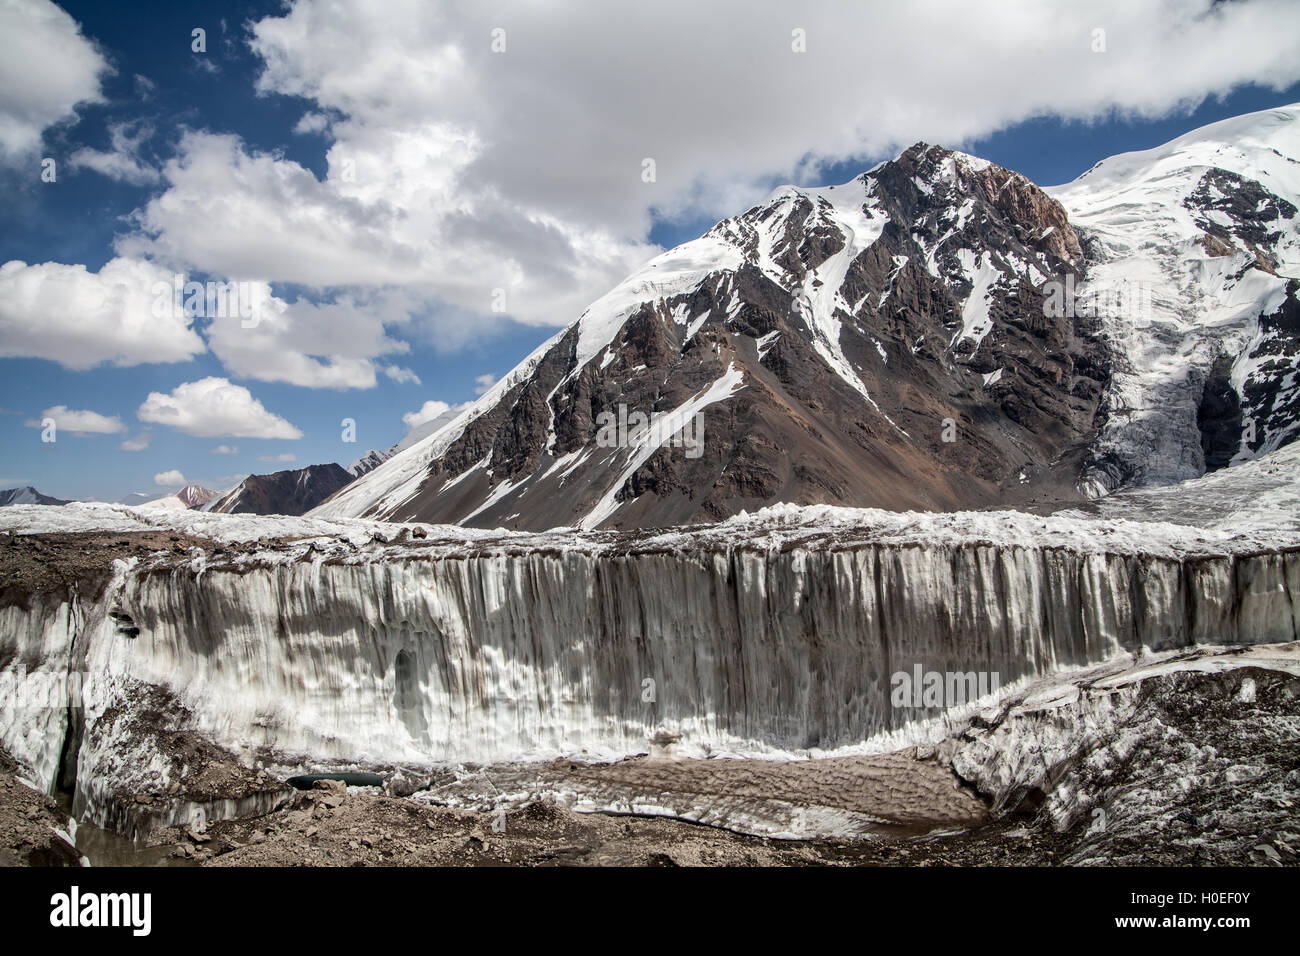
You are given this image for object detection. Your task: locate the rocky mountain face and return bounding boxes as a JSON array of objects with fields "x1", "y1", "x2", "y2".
[
  {"x1": 205, "y1": 464, "x2": 354, "y2": 516},
  {"x1": 315, "y1": 105, "x2": 1300, "y2": 530},
  {"x1": 175, "y1": 485, "x2": 218, "y2": 508},
  {"x1": 0, "y1": 487, "x2": 68, "y2": 507}
]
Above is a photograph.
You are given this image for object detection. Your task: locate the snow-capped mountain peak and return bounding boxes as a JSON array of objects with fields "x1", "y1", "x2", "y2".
[
  {"x1": 313, "y1": 105, "x2": 1300, "y2": 530},
  {"x1": 135, "y1": 485, "x2": 219, "y2": 511}
]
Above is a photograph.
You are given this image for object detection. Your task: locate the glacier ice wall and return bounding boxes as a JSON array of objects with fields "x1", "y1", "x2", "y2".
[
  {"x1": 9, "y1": 540, "x2": 1298, "y2": 781},
  {"x1": 0, "y1": 591, "x2": 83, "y2": 790}
]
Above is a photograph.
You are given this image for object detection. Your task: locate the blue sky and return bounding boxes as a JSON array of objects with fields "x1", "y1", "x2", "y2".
[{"x1": 2, "y1": 0, "x2": 1299, "y2": 501}]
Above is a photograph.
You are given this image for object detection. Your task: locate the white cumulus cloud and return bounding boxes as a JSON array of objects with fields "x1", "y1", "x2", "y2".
[
  {"x1": 201, "y1": 282, "x2": 414, "y2": 389},
  {"x1": 137, "y1": 377, "x2": 303, "y2": 439},
  {"x1": 0, "y1": 257, "x2": 206, "y2": 369},
  {"x1": 382, "y1": 365, "x2": 421, "y2": 385},
  {"x1": 116, "y1": 127, "x2": 654, "y2": 329},
  {"x1": 153, "y1": 469, "x2": 185, "y2": 486},
  {"x1": 26, "y1": 404, "x2": 125, "y2": 434},
  {"x1": 0, "y1": 0, "x2": 108, "y2": 162},
  {"x1": 401, "y1": 399, "x2": 453, "y2": 430}
]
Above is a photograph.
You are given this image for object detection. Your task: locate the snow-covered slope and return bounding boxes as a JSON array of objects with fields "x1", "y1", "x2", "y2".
[
  {"x1": 1060, "y1": 438, "x2": 1300, "y2": 534},
  {"x1": 1047, "y1": 105, "x2": 1300, "y2": 493}
]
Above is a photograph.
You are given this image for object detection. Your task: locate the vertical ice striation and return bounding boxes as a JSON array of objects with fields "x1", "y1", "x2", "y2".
[
  {"x1": 0, "y1": 591, "x2": 82, "y2": 790},
  {"x1": 14, "y1": 543, "x2": 1298, "y2": 768}
]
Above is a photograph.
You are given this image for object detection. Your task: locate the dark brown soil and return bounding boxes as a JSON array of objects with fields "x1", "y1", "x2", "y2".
[
  {"x1": 0, "y1": 748, "x2": 80, "y2": 867},
  {"x1": 0, "y1": 530, "x2": 211, "y2": 610}
]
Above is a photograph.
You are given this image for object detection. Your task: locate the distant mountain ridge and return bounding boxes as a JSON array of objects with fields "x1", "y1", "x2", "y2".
[
  {"x1": 0, "y1": 486, "x2": 69, "y2": 507},
  {"x1": 204, "y1": 463, "x2": 354, "y2": 516}
]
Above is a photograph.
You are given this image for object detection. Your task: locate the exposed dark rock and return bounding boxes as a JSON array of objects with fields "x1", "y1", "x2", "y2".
[{"x1": 207, "y1": 463, "x2": 355, "y2": 516}]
